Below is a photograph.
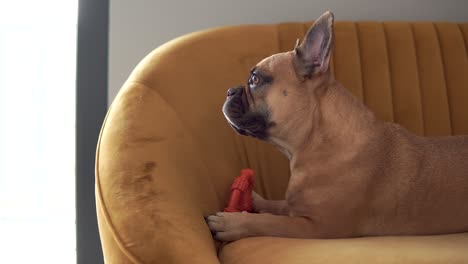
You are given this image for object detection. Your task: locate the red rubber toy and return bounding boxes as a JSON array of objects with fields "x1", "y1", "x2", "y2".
[{"x1": 224, "y1": 169, "x2": 255, "y2": 212}]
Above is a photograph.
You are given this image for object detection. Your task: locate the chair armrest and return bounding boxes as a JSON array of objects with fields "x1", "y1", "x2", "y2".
[{"x1": 96, "y1": 82, "x2": 220, "y2": 263}]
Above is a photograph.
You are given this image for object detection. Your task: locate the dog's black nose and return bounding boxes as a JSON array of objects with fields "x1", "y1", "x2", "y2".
[
  {"x1": 227, "y1": 86, "x2": 244, "y2": 97},
  {"x1": 227, "y1": 88, "x2": 237, "y2": 97}
]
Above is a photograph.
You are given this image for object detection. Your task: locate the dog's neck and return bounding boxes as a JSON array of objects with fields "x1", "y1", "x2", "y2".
[{"x1": 271, "y1": 75, "x2": 380, "y2": 172}]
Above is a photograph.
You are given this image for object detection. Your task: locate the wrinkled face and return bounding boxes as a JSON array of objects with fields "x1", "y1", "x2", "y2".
[
  {"x1": 222, "y1": 52, "x2": 305, "y2": 140},
  {"x1": 222, "y1": 11, "x2": 335, "y2": 141}
]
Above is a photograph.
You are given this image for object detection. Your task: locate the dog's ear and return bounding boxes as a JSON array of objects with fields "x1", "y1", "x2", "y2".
[{"x1": 294, "y1": 11, "x2": 334, "y2": 78}]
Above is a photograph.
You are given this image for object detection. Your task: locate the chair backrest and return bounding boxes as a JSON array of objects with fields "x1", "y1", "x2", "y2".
[{"x1": 125, "y1": 21, "x2": 468, "y2": 200}]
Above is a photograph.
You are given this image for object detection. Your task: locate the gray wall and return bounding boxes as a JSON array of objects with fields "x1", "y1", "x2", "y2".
[{"x1": 109, "y1": 0, "x2": 468, "y2": 104}]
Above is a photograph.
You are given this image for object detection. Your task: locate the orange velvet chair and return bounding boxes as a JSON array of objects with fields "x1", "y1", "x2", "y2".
[{"x1": 96, "y1": 21, "x2": 468, "y2": 263}]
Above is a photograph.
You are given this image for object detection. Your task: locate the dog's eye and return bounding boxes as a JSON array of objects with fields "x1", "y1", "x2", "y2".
[{"x1": 249, "y1": 73, "x2": 262, "y2": 87}]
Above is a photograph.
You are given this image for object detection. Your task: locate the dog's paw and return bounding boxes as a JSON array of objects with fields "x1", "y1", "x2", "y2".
[{"x1": 205, "y1": 212, "x2": 251, "y2": 242}]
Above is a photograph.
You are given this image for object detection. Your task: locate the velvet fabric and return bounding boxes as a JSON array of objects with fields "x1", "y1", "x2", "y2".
[{"x1": 96, "y1": 21, "x2": 468, "y2": 263}]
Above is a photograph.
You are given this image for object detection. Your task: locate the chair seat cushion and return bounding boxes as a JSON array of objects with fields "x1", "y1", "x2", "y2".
[{"x1": 219, "y1": 233, "x2": 468, "y2": 264}]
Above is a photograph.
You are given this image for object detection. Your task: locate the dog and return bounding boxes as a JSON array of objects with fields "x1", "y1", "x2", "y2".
[{"x1": 206, "y1": 11, "x2": 468, "y2": 242}]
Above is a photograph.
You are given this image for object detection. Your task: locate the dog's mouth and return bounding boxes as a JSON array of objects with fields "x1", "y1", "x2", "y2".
[{"x1": 222, "y1": 86, "x2": 270, "y2": 139}]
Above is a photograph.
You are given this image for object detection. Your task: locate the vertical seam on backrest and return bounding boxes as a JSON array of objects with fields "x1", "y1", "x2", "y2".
[
  {"x1": 409, "y1": 23, "x2": 425, "y2": 136},
  {"x1": 457, "y1": 24, "x2": 468, "y2": 56},
  {"x1": 381, "y1": 22, "x2": 396, "y2": 123},
  {"x1": 433, "y1": 22, "x2": 454, "y2": 135},
  {"x1": 330, "y1": 25, "x2": 336, "y2": 78},
  {"x1": 330, "y1": 25, "x2": 336, "y2": 79},
  {"x1": 330, "y1": 50, "x2": 336, "y2": 77},
  {"x1": 355, "y1": 22, "x2": 366, "y2": 104},
  {"x1": 454, "y1": 23, "x2": 468, "y2": 136}
]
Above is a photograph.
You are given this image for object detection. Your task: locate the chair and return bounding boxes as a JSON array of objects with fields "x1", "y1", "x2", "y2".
[{"x1": 96, "y1": 21, "x2": 468, "y2": 263}]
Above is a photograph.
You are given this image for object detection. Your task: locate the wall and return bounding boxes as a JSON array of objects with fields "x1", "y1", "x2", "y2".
[{"x1": 109, "y1": 0, "x2": 468, "y2": 104}]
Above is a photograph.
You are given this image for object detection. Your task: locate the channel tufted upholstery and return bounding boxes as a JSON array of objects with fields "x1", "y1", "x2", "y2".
[{"x1": 96, "y1": 21, "x2": 468, "y2": 263}]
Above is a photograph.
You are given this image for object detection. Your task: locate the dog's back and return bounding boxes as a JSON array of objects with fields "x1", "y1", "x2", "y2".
[{"x1": 361, "y1": 125, "x2": 468, "y2": 236}]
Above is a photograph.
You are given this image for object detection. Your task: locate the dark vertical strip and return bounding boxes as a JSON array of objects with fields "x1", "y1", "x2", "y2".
[
  {"x1": 381, "y1": 23, "x2": 395, "y2": 123},
  {"x1": 76, "y1": 0, "x2": 108, "y2": 263},
  {"x1": 354, "y1": 23, "x2": 366, "y2": 105},
  {"x1": 458, "y1": 24, "x2": 468, "y2": 58},
  {"x1": 409, "y1": 24, "x2": 425, "y2": 136},
  {"x1": 433, "y1": 23, "x2": 454, "y2": 135}
]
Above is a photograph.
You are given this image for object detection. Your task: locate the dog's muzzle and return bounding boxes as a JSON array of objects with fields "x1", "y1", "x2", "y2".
[
  {"x1": 222, "y1": 86, "x2": 270, "y2": 139},
  {"x1": 222, "y1": 86, "x2": 248, "y2": 135}
]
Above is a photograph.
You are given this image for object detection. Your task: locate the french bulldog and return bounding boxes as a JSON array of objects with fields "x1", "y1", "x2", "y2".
[{"x1": 207, "y1": 11, "x2": 468, "y2": 242}]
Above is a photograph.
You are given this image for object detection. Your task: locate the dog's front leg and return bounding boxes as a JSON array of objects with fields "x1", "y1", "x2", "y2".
[
  {"x1": 206, "y1": 212, "x2": 317, "y2": 242},
  {"x1": 252, "y1": 191, "x2": 290, "y2": 215}
]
